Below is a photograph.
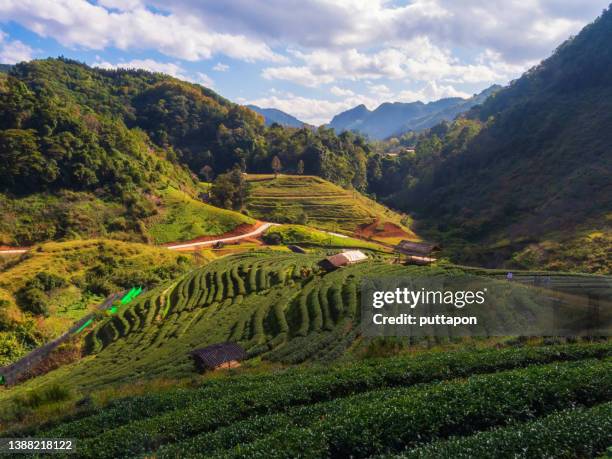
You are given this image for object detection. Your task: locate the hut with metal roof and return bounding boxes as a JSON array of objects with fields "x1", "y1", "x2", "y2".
[
  {"x1": 190, "y1": 342, "x2": 246, "y2": 372},
  {"x1": 394, "y1": 240, "x2": 440, "y2": 264},
  {"x1": 320, "y1": 250, "x2": 368, "y2": 270}
]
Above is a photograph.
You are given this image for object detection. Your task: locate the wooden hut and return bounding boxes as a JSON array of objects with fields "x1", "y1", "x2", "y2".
[
  {"x1": 394, "y1": 240, "x2": 440, "y2": 265},
  {"x1": 190, "y1": 342, "x2": 246, "y2": 372}
]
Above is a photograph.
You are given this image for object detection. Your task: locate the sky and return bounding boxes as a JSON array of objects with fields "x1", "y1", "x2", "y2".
[{"x1": 0, "y1": 0, "x2": 608, "y2": 125}]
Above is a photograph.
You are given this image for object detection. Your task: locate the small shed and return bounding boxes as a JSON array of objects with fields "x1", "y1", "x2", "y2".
[
  {"x1": 321, "y1": 250, "x2": 368, "y2": 270},
  {"x1": 394, "y1": 240, "x2": 440, "y2": 265},
  {"x1": 190, "y1": 342, "x2": 246, "y2": 372}
]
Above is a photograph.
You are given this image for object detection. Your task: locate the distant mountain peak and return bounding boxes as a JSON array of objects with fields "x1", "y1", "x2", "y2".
[
  {"x1": 328, "y1": 86, "x2": 498, "y2": 140},
  {"x1": 246, "y1": 105, "x2": 307, "y2": 128}
]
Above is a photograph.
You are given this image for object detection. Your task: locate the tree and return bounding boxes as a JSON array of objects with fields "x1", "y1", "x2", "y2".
[
  {"x1": 297, "y1": 159, "x2": 304, "y2": 175},
  {"x1": 271, "y1": 155, "x2": 282, "y2": 178},
  {"x1": 210, "y1": 165, "x2": 250, "y2": 210},
  {"x1": 200, "y1": 165, "x2": 213, "y2": 181}
]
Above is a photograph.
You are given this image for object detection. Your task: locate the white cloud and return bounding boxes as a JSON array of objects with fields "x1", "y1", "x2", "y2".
[
  {"x1": 213, "y1": 62, "x2": 229, "y2": 71},
  {"x1": 156, "y1": 0, "x2": 606, "y2": 63},
  {"x1": 397, "y1": 81, "x2": 470, "y2": 103},
  {"x1": 262, "y1": 37, "x2": 531, "y2": 88},
  {"x1": 330, "y1": 86, "x2": 354, "y2": 97},
  {"x1": 0, "y1": 0, "x2": 284, "y2": 63},
  {"x1": 0, "y1": 30, "x2": 34, "y2": 64},
  {"x1": 194, "y1": 72, "x2": 214, "y2": 87},
  {"x1": 97, "y1": 0, "x2": 143, "y2": 11}
]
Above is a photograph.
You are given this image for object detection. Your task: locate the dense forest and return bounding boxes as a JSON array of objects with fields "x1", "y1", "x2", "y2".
[
  {"x1": 0, "y1": 59, "x2": 371, "y2": 192},
  {"x1": 370, "y1": 6, "x2": 612, "y2": 272},
  {"x1": 0, "y1": 59, "x2": 370, "y2": 244}
]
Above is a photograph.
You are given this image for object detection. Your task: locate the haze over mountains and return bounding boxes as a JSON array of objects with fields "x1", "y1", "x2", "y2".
[
  {"x1": 246, "y1": 105, "x2": 308, "y2": 128},
  {"x1": 328, "y1": 85, "x2": 500, "y2": 139}
]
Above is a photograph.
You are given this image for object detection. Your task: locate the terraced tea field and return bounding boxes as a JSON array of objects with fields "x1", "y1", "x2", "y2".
[
  {"x1": 246, "y1": 175, "x2": 415, "y2": 239},
  {"x1": 6, "y1": 343, "x2": 611, "y2": 458},
  {"x1": 3, "y1": 249, "x2": 608, "y2": 399}
]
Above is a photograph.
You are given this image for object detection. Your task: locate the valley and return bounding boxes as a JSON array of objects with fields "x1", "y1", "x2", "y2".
[{"x1": 0, "y1": 5, "x2": 611, "y2": 458}]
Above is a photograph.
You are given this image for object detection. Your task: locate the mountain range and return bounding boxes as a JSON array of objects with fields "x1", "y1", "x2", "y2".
[
  {"x1": 328, "y1": 85, "x2": 500, "y2": 139},
  {"x1": 388, "y1": 5, "x2": 612, "y2": 271}
]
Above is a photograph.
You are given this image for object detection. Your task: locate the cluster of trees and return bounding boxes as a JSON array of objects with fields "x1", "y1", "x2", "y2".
[
  {"x1": 16, "y1": 272, "x2": 67, "y2": 316},
  {"x1": 209, "y1": 166, "x2": 250, "y2": 211},
  {"x1": 0, "y1": 58, "x2": 373, "y2": 203}
]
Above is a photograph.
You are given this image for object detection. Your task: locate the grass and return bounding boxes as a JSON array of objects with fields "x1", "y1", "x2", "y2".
[
  {"x1": 0, "y1": 191, "x2": 129, "y2": 246},
  {"x1": 145, "y1": 186, "x2": 255, "y2": 244},
  {"x1": 245, "y1": 175, "x2": 415, "y2": 240},
  {"x1": 263, "y1": 224, "x2": 385, "y2": 251},
  {"x1": 1, "y1": 249, "x2": 607, "y2": 405},
  {"x1": 0, "y1": 239, "x2": 204, "y2": 365}
]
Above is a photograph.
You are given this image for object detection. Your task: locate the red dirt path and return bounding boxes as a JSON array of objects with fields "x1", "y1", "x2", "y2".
[
  {"x1": 161, "y1": 221, "x2": 265, "y2": 247},
  {"x1": 355, "y1": 219, "x2": 409, "y2": 240}
]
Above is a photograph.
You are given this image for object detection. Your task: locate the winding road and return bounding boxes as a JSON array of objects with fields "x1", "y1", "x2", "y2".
[
  {"x1": 165, "y1": 222, "x2": 277, "y2": 250},
  {"x1": 0, "y1": 222, "x2": 279, "y2": 255}
]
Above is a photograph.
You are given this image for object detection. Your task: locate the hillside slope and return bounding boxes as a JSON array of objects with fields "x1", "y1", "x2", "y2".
[
  {"x1": 246, "y1": 105, "x2": 307, "y2": 128},
  {"x1": 392, "y1": 7, "x2": 612, "y2": 271},
  {"x1": 245, "y1": 175, "x2": 414, "y2": 241},
  {"x1": 4, "y1": 343, "x2": 611, "y2": 458},
  {"x1": 0, "y1": 240, "x2": 200, "y2": 366},
  {"x1": 0, "y1": 59, "x2": 376, "y2": 245}
]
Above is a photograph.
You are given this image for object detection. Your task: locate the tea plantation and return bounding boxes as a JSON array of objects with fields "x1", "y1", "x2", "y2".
[
  {"x1": 2, "y1": 250, "x2": 610, "y2": 457},
  {"x1": 246, "y1": 175, "x2": 413, "y2": 237},
  {"x1": 7, "y1": 344, "x2": 612, "y2": 458}
]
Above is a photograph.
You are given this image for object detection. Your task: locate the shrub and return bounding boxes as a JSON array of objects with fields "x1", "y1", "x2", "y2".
[{"x1": 395, "y1": 402, "x2": 612, "y2": 459}]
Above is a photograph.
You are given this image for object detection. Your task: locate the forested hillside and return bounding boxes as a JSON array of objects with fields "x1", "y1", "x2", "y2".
[
  {"x1": 0, "y1": 59, "x2": 370, "y2": 245},
  {"x1": 246, "y1": 105, "x2": 307, "y2": 128},
  {"x1": 378, "y1": 6, "x2": 612, "y2": 272}
]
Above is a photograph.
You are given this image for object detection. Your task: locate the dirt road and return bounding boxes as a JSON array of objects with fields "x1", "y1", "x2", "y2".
[{"x1": 0, "y1": 222, "x2": 278, "y2": 255}]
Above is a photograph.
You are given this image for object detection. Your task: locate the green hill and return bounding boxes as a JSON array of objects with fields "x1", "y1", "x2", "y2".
[
  {"x1": 0, "y1": 59, "x2": 375, "y2": 246},
  {"x1": 384, "y1": 7, "x2": 612, "y2": 273},
  {"x1": 0, "y1": 239, "x2": 202, "y2": 366},
  {"x1": 3, "y1": 342, "x2": 611, "y2": 458},
  {"x1": 246, "y1": 175, "x2": 414, "y2": 242},
  {"x1": 144, "y1": 186, "x2": 254, "y2": 244},
  {"x1": 2, "y1": 249, "x2": 606, "y2": 396}
]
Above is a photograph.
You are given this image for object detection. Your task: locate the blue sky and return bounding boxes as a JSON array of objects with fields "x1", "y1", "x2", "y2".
[{"x1": 0, "y1": 0, "x2": 608, "y2": 124}]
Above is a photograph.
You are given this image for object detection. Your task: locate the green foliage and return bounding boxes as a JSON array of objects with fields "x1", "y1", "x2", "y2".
[
  {"x1": 11, "y1": 344, "x2": 611, "y2": 458},
  {"x1": 145, "y1": 186, "x2": 253, "y2": 244},
  {"x1": 262, "y1": 225, "x2": 381, "y2": 250},
  {"x1": 372, "y1": 8, "x2": 612, "y2": 271},
  {"x1": 15, "y1": 272, "x2": 67, "y2": 316},
  {"x1": 230, "y1": 359, "x2": 611, "y2": 458},
  {"x1": 394, "y1": 402, "x2": 612, "y2": 459},
  {"x1": 246, "y1": 175, "x2": 412, "y2": 235},
  {"x1": 210, "y1": 167, "x2": 251, "y2": 210}
]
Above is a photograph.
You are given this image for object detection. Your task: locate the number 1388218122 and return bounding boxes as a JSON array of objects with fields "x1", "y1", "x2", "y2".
[{"x1": 1, "y1": 438, "x2": 76, "y2": 453}]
